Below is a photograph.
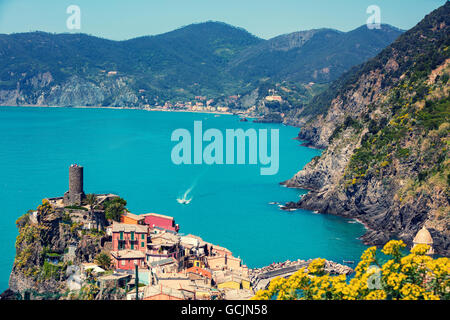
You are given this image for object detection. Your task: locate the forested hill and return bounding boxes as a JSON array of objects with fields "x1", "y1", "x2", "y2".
[
  {"x1": 0, "y1": 21, "x2": 402, "y2": 107},
  {"x1": 284, "y1": 2, "x2": 450, "y2": 255},
  {"x1": 229, "y1": 24, "x2": 403, "y2": 84}
]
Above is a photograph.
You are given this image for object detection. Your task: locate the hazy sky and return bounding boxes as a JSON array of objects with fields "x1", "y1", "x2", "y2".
[{"x1": 0, "y1": 0, "x2": 446, "y2": 40}]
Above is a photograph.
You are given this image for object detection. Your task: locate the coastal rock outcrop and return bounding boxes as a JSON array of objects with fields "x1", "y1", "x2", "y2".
[
  {"x1": 283, "y1": 4, "x2": 450, "y2": 256},
  {"x1": 7, "y1": 202, "x2": 106, "y2": 299},
  {"x1": 4, "y1": 73, "x2": 140, "y2": 108}
]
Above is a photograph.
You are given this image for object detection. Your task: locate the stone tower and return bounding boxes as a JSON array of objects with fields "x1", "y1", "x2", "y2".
[{"x1": 63, "y1": 164, "x2": 85, "y2": 205}]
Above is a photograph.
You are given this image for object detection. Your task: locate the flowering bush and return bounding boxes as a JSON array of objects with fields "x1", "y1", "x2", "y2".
[{"x1": 252, "y1": 240, "x2": 449, "y2": 300}]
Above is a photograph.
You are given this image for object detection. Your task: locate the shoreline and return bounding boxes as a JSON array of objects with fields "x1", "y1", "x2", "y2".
[{"x1": 0, "y1": 104, "x2": 235, "y2": 116}]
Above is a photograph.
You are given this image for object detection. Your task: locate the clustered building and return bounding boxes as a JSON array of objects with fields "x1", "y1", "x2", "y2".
[
  {"x1": 106, "y1": 210, "x2": 251, "y2": 300},
  {"x1": 50, "y1": 165, "x2": 253, "y2": 300}
]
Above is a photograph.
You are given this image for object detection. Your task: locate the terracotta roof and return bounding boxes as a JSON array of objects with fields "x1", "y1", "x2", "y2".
[
  {"x1": 181, "y1": 234, "x2": 207, "y2": 247},
  {"x1": 149, "y1": 258, "x2": 176, "y2": 268},
  {"x1": 122, "y1": 212, "x2": 144, "y2": 221},
  {"x1": 215, "y1": 274, "x2": 248, "y2": 284},
  {"x1": 111, "y1": 222, "x2": 148, "y2": 233},
  {"x1": 141, "y1": 212, "x2": 174, "y2": 220},
  {"x1": 111, "y1": 249, "x2": 146, "y2": 259},
  {"x1": 98, "y1": 273, "x2": 131, "y2": 281},
  {"x1": 144, "y1": 285, "x2": 186, "y2": 300},
  {"x1": 185, "y1": 266, "x2": 212, "y2": 279},
  {"x1": 211, "y1": 245, "x2": 232, "y2": 255},
  {"x1": 185, "y1": 234, "x2": 203, "y2": 241},
  {"x1": 150, "y1": 232, "x2": 180, "y2": 244},
  {"x1": 81, "y1": 262, "x2": 105, "y2": 272}
]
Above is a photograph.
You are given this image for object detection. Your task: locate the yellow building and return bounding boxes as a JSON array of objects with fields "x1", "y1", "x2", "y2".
[
  {"x1": 216, "y1": 275, "x2": 251, "y2": 290},
  {"x1": 120, "y1": 212, "x2": 144, "y2": 225},
  {"x1": 193, "y1": 259, "x2": 205, "y2": 268}
]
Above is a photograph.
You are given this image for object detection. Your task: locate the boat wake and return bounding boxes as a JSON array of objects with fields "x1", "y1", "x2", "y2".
[
  {"x1": 177, "y1": 188, "x2": 193, "y2": 205},
  {"x1": 176, "y1": 170, "x2": 208, "y2": 205},
  {"x1": 177, "y1": 168, "x2": 210, "y2": 204}
]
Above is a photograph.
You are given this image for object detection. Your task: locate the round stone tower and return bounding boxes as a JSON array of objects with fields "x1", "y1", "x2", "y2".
[
  {"x1": 69, "y1": 165, "x2": 84, "y2": 195},
  {"x1": 63, "y1": 164, "x2": 85, "y2": 205}
]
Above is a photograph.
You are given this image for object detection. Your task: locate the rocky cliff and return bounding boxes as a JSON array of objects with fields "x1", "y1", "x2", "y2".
[
  {"x1": 283, "y1": 3, "x2": 450, "y2": 256},
  {"x1": 0, "y1": 74, "x2": 139, "y2": 107},
  {"x1": 7, "y1": 200, "x2": 106, "y2": 299}
]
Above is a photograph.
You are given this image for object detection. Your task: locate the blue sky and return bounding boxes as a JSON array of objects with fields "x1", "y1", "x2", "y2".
[{"x1": 0, "y1": 0, "x2": 446, "y2": 40}]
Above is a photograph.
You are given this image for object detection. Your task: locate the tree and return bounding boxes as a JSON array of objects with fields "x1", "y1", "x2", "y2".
[
  {"x1": 103, "y1": 197, "x2": 127, "y2": 209},
  {"x1": 103, "y1": 197, "x2": 127, "y2": 222},
  {"x1": 85, "y1": 194, "x2": 98, "y2": 212},
  {"x1": 105, "y1": 202, "x2": 125, "y2": 222},
  {"x1": 252, "y1": 240, "x2": 449, "y2": 300},
  {"x1": 95, "y1": 252, "x2": 112, "y2": 270}
]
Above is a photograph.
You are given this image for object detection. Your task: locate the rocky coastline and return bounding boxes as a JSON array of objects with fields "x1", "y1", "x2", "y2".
[
  {"x1": 280, "y1": 104, "x2": 449, "y2": 255},
  {"x1": 277, "y1": 4, "x2": 450, "y2": 257}
]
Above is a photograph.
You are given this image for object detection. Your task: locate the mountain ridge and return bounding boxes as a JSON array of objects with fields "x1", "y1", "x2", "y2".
[
  {"x1": 0, "y1": 21, "x2": 403, "y2": 107},
  {"x1": 229, "y1": 24, "x2": 403, "y2": 84}
]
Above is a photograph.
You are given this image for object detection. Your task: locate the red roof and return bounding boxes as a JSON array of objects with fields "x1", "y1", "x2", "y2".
[{"x1": 184, "y1": 266, "x2": 212, "y2": 279}]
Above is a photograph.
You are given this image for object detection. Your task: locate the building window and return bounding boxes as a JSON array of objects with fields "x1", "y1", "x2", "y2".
[
  {"x1": 141, "y1": 242, "x2": 145, "y2": 247},
  {"x1": 119, "y1": 232, "x2": 123, "y2": 240},
  {"x1": 130, "y1": 232, "x2": 135, "y2": 241},
  {"x1": 141, "y1": 234, "x2": 145, "y2": 240},
  {"x1": 131, "y1": 242, "x2": 134, "y2": 250},
  {"x1": 121, "y1": 260, "x2": 125, "y2": 266}
]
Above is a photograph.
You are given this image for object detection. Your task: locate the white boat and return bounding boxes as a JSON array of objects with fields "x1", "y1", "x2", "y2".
[{"x1": 177, "y1": 198, "x2": 192, "y2": 205}]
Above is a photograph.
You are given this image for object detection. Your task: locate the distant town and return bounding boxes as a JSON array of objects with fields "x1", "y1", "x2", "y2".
[
  {"x1": 139, "y1": 93, "x2": 282, "y2": 116},
  {"x1": 99, "y1": 72, "x2": 287, "y2": 117}
]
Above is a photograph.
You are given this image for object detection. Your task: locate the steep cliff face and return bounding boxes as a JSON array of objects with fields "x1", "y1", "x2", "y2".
[
  {"x1": 9, "y1": 201, "x2": 104, "y2": 299},
  {"x1": 284, "y1": 3, "x2": 450, "y2": 256},
  {"x1": 0, "y1": 74, "x2": 139, "y2": 107}
]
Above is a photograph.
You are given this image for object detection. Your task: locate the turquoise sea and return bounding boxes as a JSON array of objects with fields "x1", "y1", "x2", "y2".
[{"x1": 0, "y1": 106, "x2": 368, "y2": 291}]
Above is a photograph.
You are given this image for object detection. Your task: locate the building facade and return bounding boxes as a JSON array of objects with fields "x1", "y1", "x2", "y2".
[
  {"x1": 111, "y1": 223, "x2": 148, "y2": 253},
  {"x1": 142, "y1": 213, "x2": 179, "y2": 232}
]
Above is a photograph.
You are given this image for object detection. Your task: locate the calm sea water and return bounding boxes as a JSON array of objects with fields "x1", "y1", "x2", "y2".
[{"x1": 0, "y1": 106, "x2": 368, "y2": 291}]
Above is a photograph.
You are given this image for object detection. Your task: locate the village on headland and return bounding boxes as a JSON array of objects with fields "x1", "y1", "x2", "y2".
[
  {"x1": 34, "y1": 90, "x2": 289, "y2": 124},
  {"x1": 3, "y1": 164, "x2": 357, "y2": 300}
]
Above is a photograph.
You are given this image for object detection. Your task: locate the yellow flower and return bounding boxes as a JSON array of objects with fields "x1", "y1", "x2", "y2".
[
  {"x1": 382, "y1": 240, "x2": 406, "y2": 257},
  {"x1": 252, "y1": 240, "x2": 449, "y2": 300},
  {"x1": 365, "y1": 290, "x2": 387, "y2": 300},
  {"x1": 400, "y1": 283, "x2": 425, "y2": 300},
  {"x1": 308, "y1": 258, "x2": 326, "y2": 275},
  {"x1": 411, "y1": 244, "x2": 430, "y2": 255}
]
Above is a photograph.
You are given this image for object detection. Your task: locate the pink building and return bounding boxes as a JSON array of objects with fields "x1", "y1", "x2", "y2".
[
  {"x1": 111, "y1": 223, "x2": 148, "y2": 253},
  {"x1": 142, "y1": 213, "x2": 179, "y2": 232},
  {"x1": 111, "y1": 250, "x2": 146, "y2": 270}
]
